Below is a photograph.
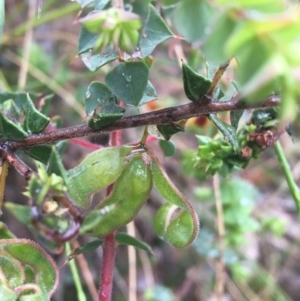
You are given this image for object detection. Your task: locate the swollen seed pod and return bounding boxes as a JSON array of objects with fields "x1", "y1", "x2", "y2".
[
  {"x1": 66, "y1": 146, "x2": 132, "y2": 208},
  {"x1": 81, "y1": 154, "x2": 152, "y2": 237}
]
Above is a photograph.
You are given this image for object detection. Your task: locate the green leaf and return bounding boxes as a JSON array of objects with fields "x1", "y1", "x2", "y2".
[
  {"x1": 78, "y1": 27, "x2": 99, "y2": 54},
  {"x1": 88, "y1": 96, "x2": 125, "y2": 130},
  {"x1": 115, "y1": 232, "x2": 154, "y2": 255},
  {"x1": 230, "y1": 110, "x2": 244, "y2": 130},
  {"x1": 5, "y1": 203, "x2": 32, "y2": 225},
  {"x1": 0, "y1": 239, "x2": 58, "y2": 297},
  {"x1": 139, "y1": 81, "x2": 158, "y2": 106},
  {"x1": 67, "y1": 240, "x2": 103, "y2": 261},
  {"x1": 139, "y1": 5, "x2": 173, "y2": 57},
  {"x1": 157, "y1": 122, "x2": 185, "y2": 141},
  {"x1": 94, "y1": 0, "x2": 110, "y2": 10},
  {"x1": 0, "y1": 111, "x2": 28, "y2": 141},
  {"x1": 81, "y1": 48, "x2": 118, "y2": 72},
  {"x1": 159, "y1": 139, "x2": 176, "y2": 157},
  {"x1": 24, "y1": 145, "x2": 52, "y2": 165},
  {"x1": 105, "y1": 62, "x2": 149, "y2": 106},
  {"x1": 46, "y1": 146, "x2": 67, "y2": 182},
  {"x1": 172, "y1": 0, "x2": 214, "y2": 43},
  {"x1": 85, "y1": 81, "x2": 113, "y2": 116},
  {"x1": 67, "y1": 146, "x2": 132, "y2": 208},
  {"x1": 0, "y1": 0, "x2": 4, "y2": 40},
  {"x1": 0, "y1": 222, "x2": 15, "y2": 239},
  {"x1": 23, "y1": 94, "x2": 50, "y2": 134},
  {"x1": 182, "y1": 62, "x2": 212, "y2": 101},
  {"x1": 208, "y1": 114, "x2": 239, "y2": 152},
  {"x1": 81, "y1": 154, "x2": 152, "y2": 236}
]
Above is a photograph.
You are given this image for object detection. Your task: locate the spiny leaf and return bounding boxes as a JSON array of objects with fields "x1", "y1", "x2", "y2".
[
  {"x1": 182, "y1": 61, "x2": 212, "y2": 102},
  {"x1": 24, "y1": 145, "x2": 52, "y2": 165},
  {"x1": 0, "y1": 111, "x2": 28, "y2": 141},
  {"x1": 105, "y1": 62, "x2": 149, "y2": 106},
  {"x1": 208, "y1": 114, "x2": 239, "y2": 152},
  {"x1": 46, "y1": 146, "x2": 67, "y2": 182},
  {"x1": 157, "y1": 121, "x2": 185, "y2": 141},
  {"x1": 24, "y1": 94, "x2": 50, "y2": 134},
  {"x1": 139, "y1": 81, "x2": 158, "y2": 106},
  {"x1": 230, "y1": 110, "x2": 244, "y2": 130}
]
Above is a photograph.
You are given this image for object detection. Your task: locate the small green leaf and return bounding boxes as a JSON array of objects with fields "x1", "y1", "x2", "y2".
[
  {"x1": 78, "y1": 27, "x2": 99, "y2": 54},
  {"x1": 67, "y1": 146, "x2": 132, "y2": 208},
  {"x1": 46, "y1": 146, "x2": 67, "y2": 181},
  {"x1": 0, "y1": 0, "x2": 4, "y2": 40},
  {"x1": 172, "y1": 0, "x2": 214, "y2": 43},
  {"x1": 0, "y1": 222, "x2": 15, "y2": 239},
  {"x1": 182, "y1": 62, "x2": 212, "y2": 101},
  {"x1": 23, "y1": 94, "x2": 50, "y2": 134},
  {"x1": 81, "y1": 48, "x2": 118, "y2": 72},
  {"x1": 115, "y1": 232, "x2": 154, "y2": 255},
  {"x1": 139, "y1": 81, "x2": 158, "y2": 106},
  {"x1": 88, "y1": 97, "x2": 125, "y2": 130},
  {"x1": 159, "y1": 140, "x2": 176, "y2": 157},
  {"x1": 105, "y1": 62, "x2": 149, "y2": 106},
  {"x1": 139, "y1": 5, "x2": 173, "y2": 57},
  {"x1": 85, "y1": 81, "x2": 113, "y2": 116},
  {"x1": 0, "y1": 111, "x2": 28, "y2": 141},
  {"x1": 67, "y1": 240, "x2": 103, "y2": 261},
  {"x1": 208, "y1": 114, "x2": 239, "y2": 152},
  {"x1": 24, "y1": 145, "x2": 52, "y2": 165},
  {"x1": 85, "y1": 82, "x2": 125, "y2": 129},
  {"x1": 157, "y1": 122, "x2": 185, "y2": 141},
  {"x1": 230, "y1": 110, "x2": 244, "y2": 130},
  {"x1": 5, "y1": 203, "x2": 32, "y2": 225}
]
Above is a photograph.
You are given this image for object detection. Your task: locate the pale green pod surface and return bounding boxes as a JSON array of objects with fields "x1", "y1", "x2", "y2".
[
  {"x1": 67, "y1": 146, "x2": 132, "y2": 208},
  {"x1": 81, "y1": 154, "x2": 152, "y2": 237},
  {"x1": 151, "y1": 157, "x2": 199, "y2": 247}
]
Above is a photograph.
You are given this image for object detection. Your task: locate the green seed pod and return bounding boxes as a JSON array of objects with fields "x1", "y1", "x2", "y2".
[
  {"x1": 81, "y1": 154, "x2": 152, "y2": 237},
  {"x1": 67, "y1": 146, "x2": 132, "y2": 208}
]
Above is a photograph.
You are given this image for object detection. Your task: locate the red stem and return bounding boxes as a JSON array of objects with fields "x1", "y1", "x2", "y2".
[
  {"x1": 99, "y1": 130, "x2": 122, "y2": 301},
  {"x1": 99, "y1": 232, "x2": 116, "y2": 301}
]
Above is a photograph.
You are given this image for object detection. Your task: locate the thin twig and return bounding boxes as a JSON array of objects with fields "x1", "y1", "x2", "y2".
[
  {"x1": 71, "y1": 240, "x2": 99, "y2": 301},
  {"x1": 18, "y1": 0, "x2": 36, "y2": 89},
  {"x1": 5, "y1": 96, "x2": 280, "y2": 150},
  {"x1": 213, "y1": 174, "x2": 225, "y2": 301},
  {"x1": 206, "y1": 61, "x2": 230, "y2": 96},
  {"x1": 127, "y1": 221, "x2": 137, "y2": 301}
]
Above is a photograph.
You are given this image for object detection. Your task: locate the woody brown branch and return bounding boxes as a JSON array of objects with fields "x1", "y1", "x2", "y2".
[{"x1": 4, "y1": 95, "x2": 280, "y2": 150}]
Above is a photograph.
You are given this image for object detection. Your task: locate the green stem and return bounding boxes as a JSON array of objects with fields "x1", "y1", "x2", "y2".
[
  {"x1": 66, "y1": 242, "x2": 87, "y2": 301},
  {"x1": 274, "y1": 141, "x2": 300, "y2": 214}
]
